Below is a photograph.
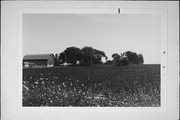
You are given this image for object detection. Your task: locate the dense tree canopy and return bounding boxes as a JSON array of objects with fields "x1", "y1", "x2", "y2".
[
  {"x1": 56, "y1": 46, "x2": 107, "y2": 66},
  {"x1": 64, "y1": 47, "x2": 82, "y2": 65},
  {"x1": 126, "y1": 51, "x2": 140, "y2": 64},
  {"x1": 81, "y1": 47, "x2": 94, "y2": 65},
  {"x1": 92, "y1": 49, "x2": 107, "y2": 64},
  {"x1": 54, "y1": 46, "x2": 144, "y2": 66},
  {"x1": 58, "y1": 52, "x2": 66, "y2": 64},
  {"x1": 112, "y1": 53, "x2": 121, "y2": 66},
  {"x1": 111, "y1": 51, "x2": 144, "y2": 66}
]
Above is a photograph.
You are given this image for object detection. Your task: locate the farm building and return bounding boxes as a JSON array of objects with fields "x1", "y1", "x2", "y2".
[{"x1": 23, "y1": 54, "x2": 54, "y2": 67}]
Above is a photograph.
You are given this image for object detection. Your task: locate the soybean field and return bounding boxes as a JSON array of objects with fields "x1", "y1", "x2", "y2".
[{"x1": 23, "y1": 64, "x2": 160, "y2": 107}]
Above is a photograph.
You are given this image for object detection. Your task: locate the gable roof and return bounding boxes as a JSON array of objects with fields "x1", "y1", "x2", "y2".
[{"x1": 23, "y1": 54, "x2": 54, "y2": 60}]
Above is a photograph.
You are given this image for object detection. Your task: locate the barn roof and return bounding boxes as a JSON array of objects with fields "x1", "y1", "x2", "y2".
[{"x1": 23, "y1": 54, "x2": 54, "y2": 60}]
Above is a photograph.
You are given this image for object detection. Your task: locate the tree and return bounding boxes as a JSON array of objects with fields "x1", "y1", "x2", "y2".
[
  {"x1": 79, "y1": 47, "x2": 107, "y2": 65},
  {"x1": 125, "y1": 51, "x2": 139, "y2": 64},
  {"x1": 58, "y1": 52, "x2": 66, "y2": 64},
  {"x1": 124, "y1": 51, "x2": 144, "y2": 65},
  {"x1": 63, "y1": 47, "x2": 82, "y2": 65},
  {"x1": 138, "y1": 54, "x2": 144, "y2": 64},
  {"x1": 80, "y1": 47, "x2": 94, "y2": 66},
  {"x1": 111, "y1": 51, "x2": 144, "y2": 66},
  {"x1": 104, "y1": 60, "x2": 113, "y2": 65},
  {"x1": 54, "y1": 53, "x2": 59, "y2": 66},
  {"x1": 112, "y1": 53, "x2": 121, "y2": 65},
  {"x1": 80, "y1": 51, "x2": 91, "y2": 66},
  {"x1": 119, "y1": 57, "x2": 128, "y2": 66},
  {"x1": 92, "y1": 49, "x2": 107, "y2": 64}
]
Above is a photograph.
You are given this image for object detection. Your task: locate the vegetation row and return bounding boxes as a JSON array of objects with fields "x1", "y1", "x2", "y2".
[
  {"x1": 53, "y1": 46, "x2": 144, "y2": 66},
  {"x1": 23, "y1": 65, "x2": 160, "y2": 106}
]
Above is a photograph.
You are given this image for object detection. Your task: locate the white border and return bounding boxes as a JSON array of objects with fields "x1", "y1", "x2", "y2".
[
  {"x1": 1, "y1": 1, "x2": 179, "y2": 120},
  {"x1": 18, "y1": 8, "x2": 167, "y2": 112}
]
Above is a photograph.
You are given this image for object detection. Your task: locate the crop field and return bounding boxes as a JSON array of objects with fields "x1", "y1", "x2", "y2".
[{"x1": 23, "y1": 64, "x2": 160, "y2": 107}]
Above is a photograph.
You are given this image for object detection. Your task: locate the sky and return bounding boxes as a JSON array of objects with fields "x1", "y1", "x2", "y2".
[{"x1": 23, "y1": 14, "x2": 161, "y2": 64}]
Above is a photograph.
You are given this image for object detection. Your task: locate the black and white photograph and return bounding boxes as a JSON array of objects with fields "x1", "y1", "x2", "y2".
[
  {"x1": 1, "y1": 1, "x2": 179, "y2": 120},
  {"x1": 22, "y1": 13, "x2": 161, "y2": 107}
]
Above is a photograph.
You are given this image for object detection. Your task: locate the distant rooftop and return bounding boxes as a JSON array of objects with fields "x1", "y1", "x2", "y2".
[{"x1": 23, "y1": 54, "x2": 54, "y2": 60}]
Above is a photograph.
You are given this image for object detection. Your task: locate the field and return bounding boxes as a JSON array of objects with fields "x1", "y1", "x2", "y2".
[{"x1": 23, "y1": 64, "x2": 160, "y2": 107}]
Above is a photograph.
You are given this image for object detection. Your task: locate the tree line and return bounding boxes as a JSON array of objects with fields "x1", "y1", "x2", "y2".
[{"x1": 54, "y1": 46, "x2": 144, "y2": 66}]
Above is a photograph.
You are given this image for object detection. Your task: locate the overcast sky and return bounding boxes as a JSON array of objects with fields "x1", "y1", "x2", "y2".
[{"x1": 23, "y1": 14, "x2": 161, "y2": 64}]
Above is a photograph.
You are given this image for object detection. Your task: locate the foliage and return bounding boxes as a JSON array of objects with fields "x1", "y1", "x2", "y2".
[
  {"x1": 23, "y1": 64, "x2": 160, "y2": 106},
  {"x1": 119, "y1": 58, "x2": 129, "y2": 66},
  {"x1": 55, "y1": 46, "x2": 144, "y2": 66},
  {"x1": 80, "y1": 47, "x2": 107, "y2": 65},
  {"x1": 112, "y1": 53, "x2": 121, "y2": 65},
  {"x1": 138, "y1": 54, "x2": 144, "y2": 64},
  {"x1": 80, "y1": 47, "x2": 94, "y2": 65},
  {"x1": 125, "y1": 51, "x2": 140, "y2": 64},
  {"x1": 111, "y1": 51, "x2": 144, "y2": 66},
  {"x1": 104, "y1": 60, "x2": 113, "y2": 65},
  {"x1": 57, "y1": 47, "x2": 82, "y2": 65},
  {"x1": 64, "y1": 47, "x2": 82, "y2": 65},
  {"x1": 57, "y1": 46, "x2": 107, "y2": 66},
  {"x1": 54, "y1": 54, "x2": 60, "y2": 66},
  {"x1": 58, "y1": 52, "x2": 66, "y2": 64},
  {"x1": 92, "y1": 49, "x2": 107, "y2": 64}
]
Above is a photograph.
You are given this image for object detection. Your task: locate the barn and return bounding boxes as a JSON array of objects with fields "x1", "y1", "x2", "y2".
[{"x1": 23, "y1": 54, "x2": 54, "y2": 67}]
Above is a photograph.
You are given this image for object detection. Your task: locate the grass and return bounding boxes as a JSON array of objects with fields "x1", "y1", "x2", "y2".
[{"x1": 23, "y1": 64, "x2": 160, "y2": 107}]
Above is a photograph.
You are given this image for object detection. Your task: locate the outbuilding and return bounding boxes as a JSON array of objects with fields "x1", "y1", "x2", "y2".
[{"x1": 23, "y1": 54, "x2": 54, "y2": 67}]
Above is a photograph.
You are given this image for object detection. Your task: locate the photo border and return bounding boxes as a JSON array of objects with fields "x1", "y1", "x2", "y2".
[
  {"x1": 19, "y1": 8, "x2": 167, "y2": 112},
  {"x1": 1, "y1": 1, "x2": 179, "y2": 120}
]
